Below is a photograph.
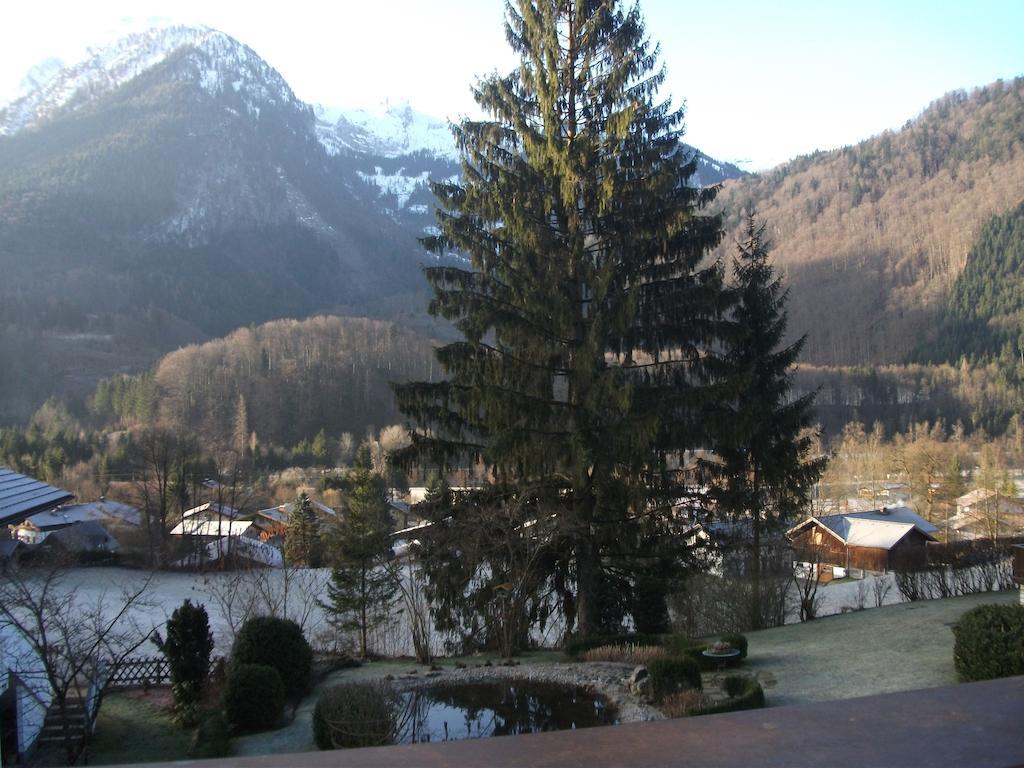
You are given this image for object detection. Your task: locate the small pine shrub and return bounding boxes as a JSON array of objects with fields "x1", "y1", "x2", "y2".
[
  {"x1": 313, "y1": 681, "x2": 397, "y2": 750},
  {"x1": 647, "y1": 657, "x2": 702, "y2": 702},
  {"x1": 232, "y1": 616, "x2": 313, "y2": 698},
  {"x1": 953, "y1": 604, "x2": 1024, "y2": 682},
  {"x1": 224, "y1": 664, "x2": 284, "y2": 732},
  {"x1": 190, "y1": 709, "x2": 231, "y2": 758}
]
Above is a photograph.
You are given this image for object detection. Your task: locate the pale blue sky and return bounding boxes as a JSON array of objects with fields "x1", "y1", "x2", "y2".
[{"x1": 1, "y1": 0, "x2": 1021, "y2": 169}]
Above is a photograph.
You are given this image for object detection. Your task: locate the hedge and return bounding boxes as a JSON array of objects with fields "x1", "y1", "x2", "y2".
[{"x1": 953, "y1": 604, "x2": 1024, "y2": 682}]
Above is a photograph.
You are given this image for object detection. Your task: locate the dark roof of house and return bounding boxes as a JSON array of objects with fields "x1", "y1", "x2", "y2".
[
  {"x1": 0, "y1": 467, "x2": 74, "y2": 527},
  {"x1": 0, "y1": 538, "x2": 24, "y2": 559},
  {"x1": 44, "y1": 521, "x2": 120, "y2": 553}
]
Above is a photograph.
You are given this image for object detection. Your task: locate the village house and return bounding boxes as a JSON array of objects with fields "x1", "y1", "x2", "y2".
[
  {"x1": 787, "y1": 506, "x2": 939, "y2": 581},
  {"x1": 949, "y1": 488, "x2": 1024, "y2": 540}
]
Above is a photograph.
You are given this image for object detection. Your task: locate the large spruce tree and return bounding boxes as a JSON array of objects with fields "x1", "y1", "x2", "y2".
[
  {"x1": 703, "y1": 215, "x2": 825, "y2": 628},
  {"x1": 394, "y1": 0, "x2": 727, "y2": 637}
]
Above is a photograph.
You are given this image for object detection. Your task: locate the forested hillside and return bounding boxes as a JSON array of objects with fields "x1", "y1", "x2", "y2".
[
  {"x1": 916, "y1": 199, "x2": 1024, "y2": 365},
  {"x1": 90, "y1": 315, "x2": 437, "y2": 450},
  {"x1": 716, "y1": 78, "x2": 1024, "y2": 366}
]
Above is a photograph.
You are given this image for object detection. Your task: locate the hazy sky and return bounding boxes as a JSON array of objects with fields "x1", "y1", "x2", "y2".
[{"x1": 2, "y1": 0, "x2": 1021, "y2": 169}]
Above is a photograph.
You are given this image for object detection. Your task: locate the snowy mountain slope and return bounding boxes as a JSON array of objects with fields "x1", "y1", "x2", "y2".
[
  {"x1": 0, "y1": 26, "x2": 308, "y2": 136},
  {"x1": 316, "y1": 100, "x2": 456, "y2": 160}
]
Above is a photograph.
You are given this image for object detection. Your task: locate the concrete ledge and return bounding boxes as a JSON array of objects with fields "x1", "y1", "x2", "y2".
[{"x1": 137, "y1": 676, "x2": 1024, "y2": 768}]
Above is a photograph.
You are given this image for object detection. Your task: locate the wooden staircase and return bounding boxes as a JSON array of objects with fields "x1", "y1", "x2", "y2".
[{"x1": 29, "y1": 690, "x2": 90, "y2": 767}]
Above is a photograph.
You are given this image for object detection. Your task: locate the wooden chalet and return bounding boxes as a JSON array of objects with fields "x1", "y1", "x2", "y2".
[{"x1": 788, "y1": 506, "x2": 939, "y2": 580}]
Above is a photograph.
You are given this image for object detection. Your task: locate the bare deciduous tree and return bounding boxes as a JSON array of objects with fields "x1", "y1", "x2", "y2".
[{"x1": 0, "y1": 562, "x2": 155, "y2": 765}]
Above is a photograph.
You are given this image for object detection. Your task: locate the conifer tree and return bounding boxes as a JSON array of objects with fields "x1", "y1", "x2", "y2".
[
  {"x1": 394, "y1": 0, "x2": 728, "y2": 637},
  {"x1": 283, "y1": 492, "x2": 323, "y2": 567},
  {"x1": 321, "y1": 470, "x2": 395, "y2": 657},
  {"x1": 702, "y1": 215, "x2": 825, "y2": 629}
]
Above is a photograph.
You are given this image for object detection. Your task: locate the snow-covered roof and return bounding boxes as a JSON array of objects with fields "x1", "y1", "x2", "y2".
[
  {"x1": 169, "y1": 518, "x2": 253, "y2": 537},
  {"x1": 182, "y1": 502, "x2": 243, "y2": 520},
  {"x1": 23, "y1": 499, "x2": 140, "y2": 529},
  {"x1": 789, "y1": 506, "x2": 938, "y2": 550},
  {"x1": 255, "y1": 499, "x2": 336, "y2": 524},
  {"x1": 0, "y1": 467, "x2": 74, "y2": 527}
]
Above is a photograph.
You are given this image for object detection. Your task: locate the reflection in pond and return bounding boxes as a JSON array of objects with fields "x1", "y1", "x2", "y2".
[{"x1": 395, "y1": 681, "x2": 617, "y2": 744}]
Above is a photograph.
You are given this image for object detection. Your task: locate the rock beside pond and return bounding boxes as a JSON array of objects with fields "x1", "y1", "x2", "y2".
[{"x1": 627, "y1": 665, "x2": 649, "y2": 696}]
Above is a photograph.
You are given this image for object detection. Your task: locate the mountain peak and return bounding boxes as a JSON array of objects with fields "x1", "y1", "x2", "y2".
[{"x1": 0, "y1": 25, "x2": 300, "y2": 136}]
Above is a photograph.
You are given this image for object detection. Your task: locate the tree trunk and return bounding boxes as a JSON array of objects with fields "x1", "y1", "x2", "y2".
[{"x1": 574, "y1": 531, "x2": 599, "y2": 638}]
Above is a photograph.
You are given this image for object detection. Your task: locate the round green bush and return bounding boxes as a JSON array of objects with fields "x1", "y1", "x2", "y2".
[
  {"x1": 953, "y1": 604, "x2": 1024, "y2": 682},
  {"x1": 224, "y1": 664, "x2": 284, "y2": 732},
  {"x1": 313, "y1": 681, "x2": 397, "y2": 750},
  {"x1": 232, "y1": 616, "x2": 313, "y2": 698},
  {"x1": 648, "y1": 656, "x2": 702, "y2": 702}
]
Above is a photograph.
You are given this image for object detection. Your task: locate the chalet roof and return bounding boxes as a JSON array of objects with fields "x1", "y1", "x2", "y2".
[
  {"x1": 0, "y1": 539, "x2": 23, "y2": 559},
  {"x1": 169, "y1": 518, "x2": 253, "y2": 537},
  {"x1": 44, "y1": 521, "x2": 120, "y2": 553},
  {"x1": 255, "y1": 499, "x2": 336, "y2": 524},
  {"x1": 788, "y1": 506, "x2": 938, "y2": 550},
  {"x1": 0, "y1": 467, "x2": 74, "y2": 527},
  {"x1": 182, "y1": 502, "x2": 243, "y2": 520}
]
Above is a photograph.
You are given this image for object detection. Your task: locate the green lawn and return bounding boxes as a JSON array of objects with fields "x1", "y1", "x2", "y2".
[
  {"x1": 89, "y1": 693, "x2": 194, "y2": 765},
  {"x1": 742, "y1": 589, "x2": 1018, "y2": 707}
]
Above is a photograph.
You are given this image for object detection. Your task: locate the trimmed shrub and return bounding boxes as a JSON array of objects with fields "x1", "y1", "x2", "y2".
[
  {"x1": 224, "y1": 664, "x2": 285, "y2": 732},
  {"x1": 953, "y1": 604, "x2": 1024, "y2": 682},
  {"x1": 648, "y1": 656, "x2": 702, "y2": 702},
  {"x1": 232, "y1": 616, "x2": 313, "y2": 698},
  {"x1": 190, "y1": 709, "x2": 231, "y2": 758},
  {"x1": 564, "y1": 633, "x2": 662, "y2": 659},
  {"x1": 722, "y1": 674, "x2": 747, "y2": 698},
  {"x1": 720, "y1": 633, "x2": 748, "y2": 659},
  {"x1": 313, "y1": 681, "x2": 397, "y2": 750}
]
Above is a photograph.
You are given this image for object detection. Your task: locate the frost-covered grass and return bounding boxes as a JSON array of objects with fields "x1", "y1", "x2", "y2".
[
  {"x1": 89, "y1": 692, "x2": 192, "y2": 765},
  {"x1": 742, "y1": 589, "x2": 1019, "y2": 706}
]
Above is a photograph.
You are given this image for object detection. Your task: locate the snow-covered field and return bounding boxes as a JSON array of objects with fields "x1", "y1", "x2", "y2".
[{"x1": 26, "y1": 565, "x2": 1002, "y2": 660}]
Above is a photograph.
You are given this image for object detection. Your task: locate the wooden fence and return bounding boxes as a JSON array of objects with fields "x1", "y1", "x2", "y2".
[{"x1": 106, "y1": 656, "x2": 221, "y2": 690}]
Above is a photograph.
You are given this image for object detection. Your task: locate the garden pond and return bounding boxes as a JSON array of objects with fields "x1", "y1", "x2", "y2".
[{"x1": 394, "y1": 680, "x2": 617, "y2": 743}]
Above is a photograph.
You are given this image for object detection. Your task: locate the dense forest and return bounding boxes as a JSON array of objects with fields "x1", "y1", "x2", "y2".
[
  {"x1": 716, "y1": 78, "x2": 1024, "y2": 366},
  {"x1": 915, "y1": 199, "x2": 1024, "y2": 365}
]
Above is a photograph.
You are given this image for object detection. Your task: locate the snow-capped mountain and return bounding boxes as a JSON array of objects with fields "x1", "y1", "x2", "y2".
[
  {"x1": 0, "y1": 24, "x2": 745, "y2": 421},
  {"x1": 316, "y1": 100, "x2": 456, "y2": 160},
  {"x1": 0, "y1": 26, "x2": 309, "y2": 137}
]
